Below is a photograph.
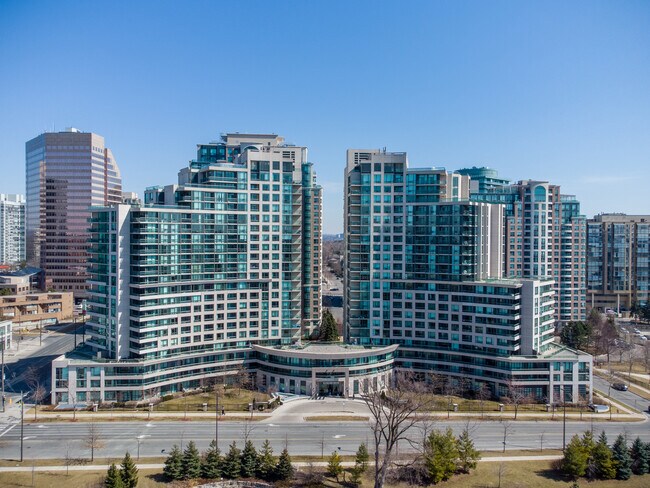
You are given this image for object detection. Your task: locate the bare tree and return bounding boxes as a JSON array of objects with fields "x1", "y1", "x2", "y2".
[
  {"x1": 643, "y1": 341, "x2": 650, "y2": 373},
  {"x1": 241, "y1": 419, "x2": 257, "y2": 442},
  {"x1": 64, "y1": 443, "x2": 73, "y2": 475},
  {"x1": 476, "y1": 383, "x2": 491, "y2": 418},
  {"x1": 500, "y1": 420, "x2": 513, "y2": 453},
  {"x1": 502, "y1": 381, "x2": 530, "y2": 420},
  {"x1": 24, "y1": 366, "x2": 46, "y2": 420},
  {"x1": 83, "y1": 422, "x2": 105, "y2": 461},
  {"x1": 497, "y1": 462, "x2": 507, "y2": 488},
  {"x1": 234, "y1": 366, "x2": 252, "y2": 395},
  {"x1": 362, "y1": 372, "x2": 435, "y2": 488},
  {"x1": 576, "y1": 393, "x2": 589, "y2": 420},
  {"x1": 596, "y1": 316, "x2": 619, "y2": 364}
]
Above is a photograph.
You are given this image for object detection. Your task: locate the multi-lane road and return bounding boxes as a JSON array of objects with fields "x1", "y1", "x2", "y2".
[
  {"x1": 1, "y1": 417, "x2": 649, "y2": 461},
  {"x1": 3, "y1": 322, "x2": 80, "y2": 395}
]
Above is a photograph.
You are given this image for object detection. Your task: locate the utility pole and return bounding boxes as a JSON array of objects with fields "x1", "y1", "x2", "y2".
[
  {"x1": 1, "y1": 340, "x2": 5, "y2": 413},
  {"x1": 20, "y1": 390, "x2": 24, "y2": 462},
  {"x1": 215, "y1": 385, "x2": 219, "y2": 448}
]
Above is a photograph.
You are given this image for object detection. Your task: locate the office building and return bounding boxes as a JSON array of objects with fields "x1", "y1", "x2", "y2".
[
  {"x1": 25, "y1": 128, "x2": 122, "y2": 297},
  {"x1": 587, "y1": 214, "x2": 650, "y2": 313},
  {"x1": 345, "y1": 150, "x2": 591, "y2": 402},
  {"x1": 51, "y1": 134, "x2": 322, "y2": 403},
  {"x1": 462, "y1": 169, "x2": 587, "y2": 326},
  {"x1": 0, "y1": 292, "x2": 73, "y2": 327},
  {"x1": 0, "y1": 194, "x2": 25, "y2": 265}
]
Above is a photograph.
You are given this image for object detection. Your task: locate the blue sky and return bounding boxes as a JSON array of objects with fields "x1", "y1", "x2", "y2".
[{"x1": 1, "y1": 0, "x2": 649, "y2": 233}]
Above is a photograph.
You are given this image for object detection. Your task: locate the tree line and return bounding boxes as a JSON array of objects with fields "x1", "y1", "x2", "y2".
[
  {"x1": 562, "y1": 430, "x2": 650, "y2": 481},
  {"x1": 163, "y1": 439, "x2": 294, "y2": 483}
]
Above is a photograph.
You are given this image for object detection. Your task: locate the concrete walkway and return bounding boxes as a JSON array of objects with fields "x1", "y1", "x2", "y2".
[{"x1": 0, "y1": 455, "x2": 564, "y2": 472}]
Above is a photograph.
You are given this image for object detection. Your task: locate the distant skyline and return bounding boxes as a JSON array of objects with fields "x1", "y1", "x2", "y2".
[{"x1": 1, "y1": 0, "x2": 649, "y2": 233}]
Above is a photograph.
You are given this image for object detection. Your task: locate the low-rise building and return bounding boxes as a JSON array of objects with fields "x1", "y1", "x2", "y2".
[
  {"x1": 253, "y1": 342, "x2": 397, "y2": 398},
  {"x1": 0, "y1": 292, "x2": 73, "y2": 327}
]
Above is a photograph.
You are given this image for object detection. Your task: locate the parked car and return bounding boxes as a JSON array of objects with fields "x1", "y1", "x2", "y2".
[{"x1": 612, "y1": 383, "x2": 628, "y2": 391}]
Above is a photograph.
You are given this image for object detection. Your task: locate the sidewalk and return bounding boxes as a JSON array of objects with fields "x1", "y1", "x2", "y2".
[{"x1": 0, "y1": 455, "x2": 564, "y2": 472}]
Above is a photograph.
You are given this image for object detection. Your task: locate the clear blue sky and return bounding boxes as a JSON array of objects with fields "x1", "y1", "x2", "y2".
[{"x1": 1, "y1": 0, "x2": 649, "y2": 233}]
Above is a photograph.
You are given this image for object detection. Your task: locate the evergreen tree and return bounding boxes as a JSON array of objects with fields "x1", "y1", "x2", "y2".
[
  {"x1": 319, "y1": 309, "x2": 339, "y2": 341},
  {"x1": 163, "y1": 445, "x2": 183, "y2": 481},
  {"x1": 349, "y1": 464, "x2": 363, "y2": 486},
  {"x1": 257, "y1": 439, "x2": 275, "y2": 481},
  {"x1": 581, "y1": 431, "x2": 595, "y2": 453},
  {"x1": 202, "y1": 440, "x2": 222, "y2": 479},
  {"x1": 562, "y1": 435, "x2": 589, "y2": 479},
  {"x1": 105, "y1": 463, "x2": 124, "y2": 488},
  {"x1": 327, "y1": 451, "x2": 344, "y2": 482},
  {"x1": 590, "y1": 432, "x2": 615, "y2": 480},
  {"x1": 560, "y1": 321, "x2": 593, "y2": 350},
  {"x1": 274, "y1": 448, "x2": 294, "y2": 481},
  {"x1": 182, "y1": 440, "x2": 202, "y2": 480},
  {"x1": 120, "y1": 452, "x2": 139, "y2": 488},
  {"x1": 240, "y1": 440, "x2": 259, "y2": 478},
  {"x1": 223, "y1": 441, "x2": 242, "y2": 479},
  {"x1": 355, "y1": 442, "x2": 370, "y2": 472},
  {"x1": 612, "y1": 434, "x2": 632, "y2": 480},
  {"x1": 581, "y1": 430, "x2": 596, "y2": 479},
  {"x1": 456, "y1": 428, "x2": 481, "y2": 473},
  {"x1": 630, "y1": 437, "x2": 649, "y2": 475},
  {"x1": 424, "y1": 428, "x2": 460, "y2": 483}
]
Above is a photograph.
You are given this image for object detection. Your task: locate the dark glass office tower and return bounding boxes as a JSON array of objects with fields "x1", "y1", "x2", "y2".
[{"x1": 25, "y1": 128, "x2": 122, "y2": 298}]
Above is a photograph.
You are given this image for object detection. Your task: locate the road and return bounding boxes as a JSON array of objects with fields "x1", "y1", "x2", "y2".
[
  {"x1": 1, "y1": 417, "x2": 649, "y2": 461},
  {"x1": 3, "y1": 322, "x2": 80, "y2": 395},
  {"x1": 593, "y1": 375, "x2": 650, "y2": 412}
]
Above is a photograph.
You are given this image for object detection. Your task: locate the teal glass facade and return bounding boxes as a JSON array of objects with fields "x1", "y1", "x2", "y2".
[{"x1": 52, "y1": 134, "x2": 322, "y2": 403}]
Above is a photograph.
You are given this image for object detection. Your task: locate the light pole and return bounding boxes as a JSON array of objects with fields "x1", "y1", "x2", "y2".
[
  {"x1": 20, "y1": 390, "x2": 24, "y2": 462},
  {"x1": 1, "y1": 339, "x2": 5, "y2": 413},
  {"x1": 215, "y1": 385, "x2": 219, "y2": 448}
]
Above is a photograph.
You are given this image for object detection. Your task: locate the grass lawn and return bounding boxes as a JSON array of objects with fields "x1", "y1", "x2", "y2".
[
  {"x1": 152, "y1": 388, "x2": 271, "y2": 412},
  {"x1": 3, "y1": 459, "x2": 649, "y2": 487},
  {"x1": 0, "y1": 469, "x2": 164, "y2": 488}
]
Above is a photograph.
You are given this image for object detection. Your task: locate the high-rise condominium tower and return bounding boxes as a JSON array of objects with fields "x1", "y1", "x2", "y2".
[
  {"x1": 587, "y1": 214, "x2": 650, "y2": 312},
  {"x1": 25, "y1": 129, "x2": 122, "y2": 297},
  {"x1": 0, "y1": 194, "x2": 25, "y2": 265},
  {"x1": 52, "y1": 134, "x2": 322, "y2": 403},
  {"x1": 345, "y1": 150, "x2": 591, "y2": 402},
  {"x1": 459, "y1": 168, "x2": 587, "y2": 326}
]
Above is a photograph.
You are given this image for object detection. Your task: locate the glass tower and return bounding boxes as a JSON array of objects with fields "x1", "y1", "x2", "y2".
[
  {"x1": 51, "y1": 134, "x2": 322, "y2": 403},
  {"x1": 0, "y1": 194, "x2": 25, "y2": 265},
  {"x1": 587, "y1": 214, "x2": 650, "y2": 311},
  {"x1": 345, "y1": 150, "x2": 592, "y2": 402},
  {"x1": 25, "y1": 128, "x2": 122, "y2": 297},
  {"x1": 461, "y1": 170, "x2": 587, "y2": 326}
]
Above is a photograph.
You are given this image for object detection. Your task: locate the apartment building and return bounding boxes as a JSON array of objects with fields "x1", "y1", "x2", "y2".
[
  {"x1": 345, "y1": 150, "x2": 591, "y2": 402},
  {"x1": 51, "y1": 134, "x2": 322, "y2": 404},
  {"x1": 462, "y1": 169, "x2": 587, "y2": 326},
  {"x1": 587, "y1": 214, "x2": 650, "y2": 312},
  {"x1": 0, "y1": 194, "x2": 25, "y2": 265}
]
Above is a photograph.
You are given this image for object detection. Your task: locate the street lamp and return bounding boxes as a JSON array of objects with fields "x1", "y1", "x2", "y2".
[{"x1": 215, "y1": 383, "x2": 222, "y2": 448}]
